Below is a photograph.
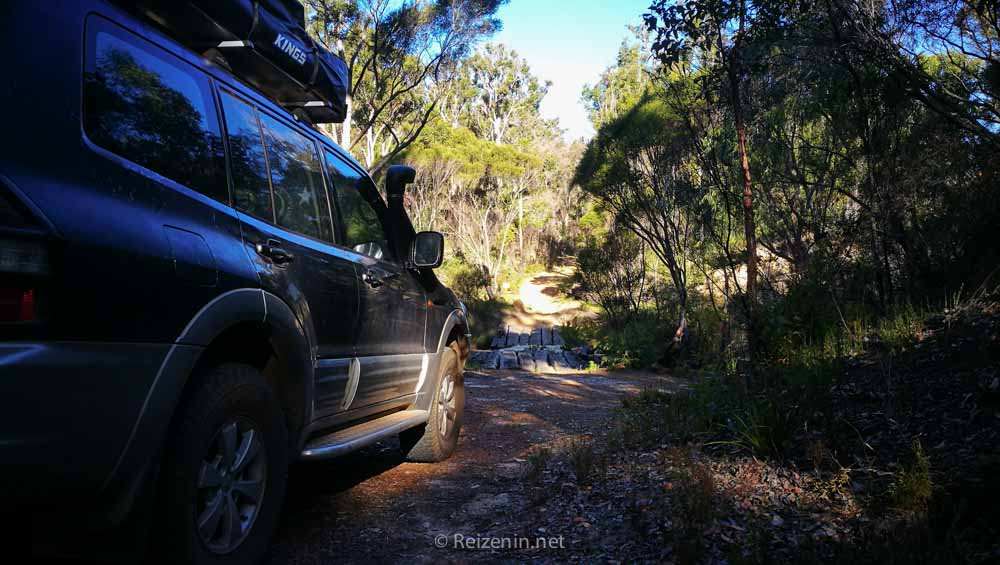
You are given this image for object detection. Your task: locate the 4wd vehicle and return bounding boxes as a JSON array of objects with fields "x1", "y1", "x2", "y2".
[{"x1": 0, "y1": 1, "x2": 469, "y2": 562}]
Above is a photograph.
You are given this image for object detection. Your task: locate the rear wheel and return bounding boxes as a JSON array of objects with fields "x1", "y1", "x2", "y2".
[
  {"x1": 156, "y1": 363, "x2": 288, "y2": 565},
  {"x1": 400, "y1": 344, "x2": 465, "y2": 462}
]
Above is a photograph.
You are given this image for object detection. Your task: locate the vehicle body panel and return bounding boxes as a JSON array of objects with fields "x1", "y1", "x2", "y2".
[{"x1": 0, "y1": 0, "x2": 468, "y2": 522}]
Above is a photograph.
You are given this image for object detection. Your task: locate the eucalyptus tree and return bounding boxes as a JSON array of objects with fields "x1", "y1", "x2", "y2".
[
  {"x1": 645, "y1": 0, "x2": 764, "y2": 318},
  {"x1": 581, "y1": 28, "x2": 656, "y2": 130},
  {"x1": 575, "y1": 95, "x2": 708, "y2": 344},
  {"x1": 306, "y1": 0, "x2": 506, "y2": 174},
  {"x1": 464, "y1": 43, "x2": 551, "y2": 145}
]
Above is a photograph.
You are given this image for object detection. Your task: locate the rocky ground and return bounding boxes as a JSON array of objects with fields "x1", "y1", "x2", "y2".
[
  {"x1": 268, "y1": 294, "x2": 1000, "y2": 564},
  {"x1": 266, "y1": 369, "x2": 679, "y2": 564}
]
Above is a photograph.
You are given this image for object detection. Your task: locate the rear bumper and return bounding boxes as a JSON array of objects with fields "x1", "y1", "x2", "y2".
[{"x1": 0, "y1": 341, "x2": 198, "y2": 509}]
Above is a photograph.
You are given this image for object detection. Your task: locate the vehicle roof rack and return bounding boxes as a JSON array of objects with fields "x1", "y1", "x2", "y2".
[{"x1": 116, "y1": 0, "x2": 348, "y2": 125}]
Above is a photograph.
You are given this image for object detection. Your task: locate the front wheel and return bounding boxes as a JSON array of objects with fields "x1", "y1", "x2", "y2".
[
  {"x1": 400, "y1": 344, "x2": 465, "y2": 462},
  {"x1": 155, "y1": 363, "x2": 288, "y2": 565}
]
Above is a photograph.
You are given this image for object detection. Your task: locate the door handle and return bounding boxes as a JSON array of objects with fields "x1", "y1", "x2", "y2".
[
  {"x1": 361, "y1": 268, "x2": 398, "y2": 288},
  {"x1": 256, "y1": 239, "x2": 295, "y2": 265}
]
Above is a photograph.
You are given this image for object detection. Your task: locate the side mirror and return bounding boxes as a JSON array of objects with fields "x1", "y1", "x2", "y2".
[{"x1": 410, "y1": 231, "x2": 444, "y2": 269}]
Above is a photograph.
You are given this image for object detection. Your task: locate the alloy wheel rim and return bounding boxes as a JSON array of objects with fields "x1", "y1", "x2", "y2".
[
  {"x1": 195, "y1": 419, "x2": 267, "y2": 554},
  {"x1": 437, "y1": 372, "x2": 457, "y2": 438}
]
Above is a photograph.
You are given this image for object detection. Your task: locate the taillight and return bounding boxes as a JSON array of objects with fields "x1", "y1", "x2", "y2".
[
  {"x1": 0, "y1": 288, "x2": 35, "y2": 322},
  {"x1": 0, "y1": 186, "x2": 48, "y2": 326}
]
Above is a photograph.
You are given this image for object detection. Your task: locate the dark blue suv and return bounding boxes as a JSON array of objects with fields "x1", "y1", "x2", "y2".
[{"x1": 1, "y1": 2, "x2": 469, "y2": 562}]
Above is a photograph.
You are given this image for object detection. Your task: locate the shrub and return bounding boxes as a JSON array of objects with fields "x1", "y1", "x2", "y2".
[
  {"x1": 717, "y1": 396, "x2": 800, "y2": 458},
  {"x1": 614, "y1": 388, "x2": 675, "y2": 449},
  {"x1": 891, "y1": 439, "x2": 933, "y2": 512},
  {"x1": 566, "y1": 438, "x2": 595, "y2": 483},
  {"x1": 877, "y1": 305, "x2": 925, "y2": 354},
  {"x1": 664, "y1": 447, "x2": 717, "y2": 562},
  {"x1": 564, "y1": 311, "x2": 672, "y2": 369},
  {"x1": 560, "y1": 317, "x2": 600, "y2": 349},
  {"x1": 464, "y1": 298, "x2": 510, "y2": 349},
  {"x1": 573, "y1": 230, "x2": 648, "y2": 328},
  {"x1": 438, "y1": 259, "x2": 490, "y2": 302},
  {"x1": 523, "y1": 447, "x2": 552, "y2": 483}
]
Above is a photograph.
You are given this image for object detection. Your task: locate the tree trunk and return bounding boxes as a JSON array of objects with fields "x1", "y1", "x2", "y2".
[
  {"x1": 728, "y1": 5, "x2": 759, "y2": 387},
  {"x1": 674, "y1": 286, "x2": 689, "y2": 345},
  {"x1": 736, "y1": 118, "x2": 757, "y2": 309},
  {"x1": 341, "y1": 94, "x2": 353, "y2": 148},
  {"x1": 518, "y1": 191, "x2": 524, "y2": 263}
]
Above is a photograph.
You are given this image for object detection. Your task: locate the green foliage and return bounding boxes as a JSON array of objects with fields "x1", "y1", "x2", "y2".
[
  {"x1": 307, "y1": 0, "x2": 505, "y2": 172},
  {"x1": 464, "y1": 298, "x2": 509, "y2": 350},
  {"x1": 565, "y1": 313, "x2": 670, "y2": 369},
  {"x1": 581, "y1": 35, "x2": 653, "y2": 129},
  {"x1": 891, "y1": 439, "x2": 933, "y2": 512},
  {"x1": 573, "y1": 229, "x2": 648, "y2": 326},
  {"x1": 438, "y1": 258, "x2": 490, "y2": 302},
  {"x1": 523, "y1": 447, "x2": 552, "y2": 483},
  {"x1": 615, "y1": 373, "x2": 806, "y2": 458},
  {"x1": 566, "y1": 439, "x2": 596, "y2": 484},
  {"x1": 464, "y1": 43, "x2": 551, "y2": 145},
  {"x1": 614, "y1": 389, "x2": 676, "y2": 449},
  {"x1": 877, "y1": 306, "x2": 925, "y2": 355},
  {"x1": 559, "y1": 320, "x2": 593, "y2": 350},
  {"x1": 714, "y1": 396, "x2": 800, "y2": 458}
]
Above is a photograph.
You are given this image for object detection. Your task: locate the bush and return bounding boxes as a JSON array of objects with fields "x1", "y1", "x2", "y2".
[
  {"x1": 465, "y1": 298, "x2": 510, "y2": 349},
  {"x1": 573, "y1": 230, "x2": 648, "y2": 327},
  {"x1": 717, "y1": 395, "x2": 800, "y2": 457},
  {"x1": 560, "y1": 318, "x2": 597, "y2": 349},
  {"x1": 614, "y1": 388, "x2": 675, "y2": 449},
  {"x1": 566, "y1": 438, "x2": 595, "y2": 483},
  {"x1": 891, "y1": 439, "x2": 933, "y2": 512},
  {"x1": 877, "y1": 305, "x2": 925, "y2": 354},
  {"x1": 564, "y1": 312, "x2": 672, "y2": 369},
  {"x1": 438, "y1": 259, "x2": 491, "y2": 302},
  {"x1": 602, "y1": 314, "x2": 669, "y2": 368},
  {"x1": 523, "y1": 447, "x2": 552, "y2": 483}
]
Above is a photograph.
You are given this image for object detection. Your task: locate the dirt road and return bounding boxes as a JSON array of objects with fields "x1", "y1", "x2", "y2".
[{"x1": 266, "y1": 368, "x2": 678, "y2": 563}]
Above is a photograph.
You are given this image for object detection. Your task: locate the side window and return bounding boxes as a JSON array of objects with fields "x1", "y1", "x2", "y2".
[
  {"x1": 83, "y1": 22, "x2": 225, "y2": 201},
  {"x1": 259, "y1": 115, "x2": 334, "y2": 242},
  {"x1": 219, "y1": 92, "x2": 273, "y2": 221},
  {"x1": 325, "y1": 151, "x2": 389, "y2": 260}
]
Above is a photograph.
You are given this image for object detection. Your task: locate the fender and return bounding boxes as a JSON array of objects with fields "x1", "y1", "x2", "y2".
[
  {"x1": 434, "y1": 308, "x2": 471, "y2": 357},
  {"x1": 262, "y1": 290, "x2": 316, "y2": 437},
  {"x1": 102, "y1": 288, "x2": 266, "y2": 497},
  {"x1": 101, "y1": 288, "x2": 315, "y2": 503},
  {"x1": 409, "y1": 309, "x2": 470, "y2": 412}
]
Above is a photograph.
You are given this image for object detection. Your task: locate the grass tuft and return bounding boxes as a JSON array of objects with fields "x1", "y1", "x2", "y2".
[
  {"x1": 891, "y1": 439, "x2": 933, "y2": 512},
  {"x1": 523, "y1": 447, "x2": 552, "y2": 483},
  {"x1": 566, "y1": 438, "x2": 595, "y2": 483}
]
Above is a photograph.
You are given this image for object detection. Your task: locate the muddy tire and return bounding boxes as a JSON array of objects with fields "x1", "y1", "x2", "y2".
[
  {"x1": 400, "y1": 344, "x2": 465, "y2": 462},
  {"x1": 155, "y1": 363, "x2": 288, "y2": 565}
]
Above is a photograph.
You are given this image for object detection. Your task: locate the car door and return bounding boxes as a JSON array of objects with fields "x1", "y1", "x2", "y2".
[
  {"x1": 218, "y1": 89, "x2": 360, "y2": 417},
  {"x1": 324, "y1": 151, "x2": 428, "y2": 408}
]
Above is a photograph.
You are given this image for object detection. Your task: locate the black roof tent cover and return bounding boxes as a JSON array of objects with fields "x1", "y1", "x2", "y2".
[{"x1": 118, "y1": 0, "x2": 348, "y2": 124}]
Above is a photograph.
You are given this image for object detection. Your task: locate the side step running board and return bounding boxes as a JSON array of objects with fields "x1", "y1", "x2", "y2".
[{"x1": 300, "y1": 410, "x2": 429, "y2": 460}]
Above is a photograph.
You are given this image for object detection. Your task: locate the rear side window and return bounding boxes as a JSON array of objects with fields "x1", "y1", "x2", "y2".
[
  {"x1": 259, "y1": 115, "x2": 334, "y2": 242},
  {"x1": 325, "y1": 151, "x2": 389, "y2": 260},
  {"x1": 219, "y1": 92, "x2": 273, "y2": 221},
  {"x1": 84, "y1": 22, "x2": 224, "y2": 200}
]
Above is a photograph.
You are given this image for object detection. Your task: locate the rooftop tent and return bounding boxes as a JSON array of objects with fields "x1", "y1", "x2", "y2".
[{"x1": 117, "y1": 0, "x2": 349, "y2": 124}]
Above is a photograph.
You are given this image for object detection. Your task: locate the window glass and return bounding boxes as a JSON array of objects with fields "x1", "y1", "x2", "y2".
[
  {"x1": 84, "y1": 28, "x2": 223, "y2": 200},
  {"x1": 260, "y1": 115, "x2": 334, "y2": 242},
  {"x1": 219, "y1": 92, "x2": 273, "y2": 220},
  {"x1": 325, "y1": 151, "x2": 388, "y2": 260}
]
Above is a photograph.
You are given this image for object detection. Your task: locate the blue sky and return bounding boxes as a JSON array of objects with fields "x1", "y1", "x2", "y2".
[{"x1": 493, "y1": 0, "x2": 652, "y2": 141}]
